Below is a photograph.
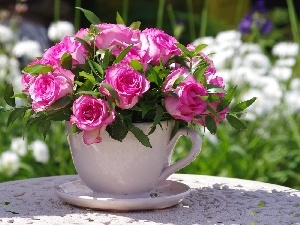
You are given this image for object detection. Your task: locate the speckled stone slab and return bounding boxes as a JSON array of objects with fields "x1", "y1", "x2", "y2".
[{"x1": 0, "y1": 174, "x2": 300, "y2": 225}]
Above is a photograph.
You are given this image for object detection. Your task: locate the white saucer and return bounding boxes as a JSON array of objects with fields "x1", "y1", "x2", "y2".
[{"x1": 55, "y1": 179, "x2": 190, "y2": 211}]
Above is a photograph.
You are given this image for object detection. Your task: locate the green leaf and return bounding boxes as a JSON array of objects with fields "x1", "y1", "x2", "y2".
[
  {"x1": 207, "y1": 93, "x2": 219, "y2": 102},
  {"x1": 78, "y1": 79, "x2": 94, "y2": 92},
  {"x1": 207, "y1": 84, "x2": 226, "y2": 93},
  {"x1": 89, "y1": 24, "x2": 101, "y2": 35},
  {"x1": 113, "y1": 45, "x2": 132, "y2": 64},
  {"x1": 148, "y1": 105, "x2": 163, "y2": 135},
  {"x1": 206, "y1": 104, "x2": 222, "y2": 122},
  {"x1": 4, "y1": 84, "x2": 15, "y2": 107},
  {"x1": 193, "y1": 64, "x2": 207, "y2": 84},
  {"x1": 79, "y1": 71, "x2": 96, "y2": 85},
  {"x1": 116, "y1": 12, "x2": 125, "y2": 25},
  {"x1": 170, "y1": 120, "x2": 180, "y2": 140},
  {"x1": 48, "y1": 110, "x2": 71, "y2": 121},
  {"x1": 7, "y1": 108, "x2": 27, "y2": 127},
  {"x1": 138, "y1": 101, "x2": 152, "y2": 118},
  {"x1": 60, "y1": 53, "x2": 73, "y2": 70},
  {"x1": 194, "y1": 44, "x2": 208, "y2": 53},
  {"x1": 257, "y1": 201, "x2": 266, "y2": 207},
  {"x1": 42, "y1": 120, "x2": 51, "y2": 139},
  {"x1": 26, "y1": 114, "x2": 47, "y2": 130},
  {"x1": 24, "y1": 109, "x2": 34, "y2": 118},
  {"x1": 130, "y1": 59, "x2": 143, "y2": 71},
  {"x1": 146, "y1": 66, "x2": 160, "y2": 85},
  {"x1": 176, "y1": 43, "x2": 193, "y2": 58},
  {"x1": 217, "y1": 86, "x2": 237, "y2": 112},
  {"x1": 106, "y1": 116, "x2": 128, "y2": 141},
  {"x1": 205, "y1": 116, "x2": 217, "y2": 134},
  {"x1": 77, "y1": 91, "x2": 99, "y2": 96},
  {"x1": 226, "y1": 114, "x2": 247, "y2": 130},
  {"x1": 89, "y1": 60, "x2": 104, "y2": 78},
  {"x1": 101, "y1": 83, "x2": 120, "y2": 103},
  {"x1": 172, "y1": 73, "x2": 189, "y2": 89},
  {"x1": 231, "y1": 97, "x2": 257, "y2": 112},
  {"x1": 130, "y1": 125, "x2": 152, "y2": 148},
  {"x1": 48, "y1": 95, "x2": 72, "y2": 110},
  {"x1": 22, "y1": 64, "x2": 52, "y2": 75},
  {"x1": 12, "y1": 93, "x2": 28, "y2": 99},
  {"x1": 74, "y1": 81, "x2": 83, "y2": 86},
  {"x1": 129, "y1": 21, "x2": 141, "y2": 30},
  {"x1": 102, "y1": 49, "x2": 112, "y2": 70},
  {"x1": 76, "y1": 7, "x2": 101, "y2": 24}
]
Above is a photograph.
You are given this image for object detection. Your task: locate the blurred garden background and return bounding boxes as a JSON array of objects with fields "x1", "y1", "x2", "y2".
[{"x1": 0, "y1": 0, "x2": 300, "y2": 190}]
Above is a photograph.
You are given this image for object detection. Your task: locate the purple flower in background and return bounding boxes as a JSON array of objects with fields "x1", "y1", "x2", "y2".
[
  {"x1": 252, "y1": 0, "x2": 267, "y2": 13},
  {"x1": 238, "y1": 0, "x2": 272, "y2": 36},
  {"x1": 238, "y1": 14, "x2": 253, "y2": 34},
  {"x1": 259, "y1": 18, "x2": 272, "y2": 35}
]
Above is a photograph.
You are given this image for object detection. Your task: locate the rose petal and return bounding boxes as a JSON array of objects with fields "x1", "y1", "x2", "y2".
[{"x1": 83, "y1": 128, "x2": 102, "y2": 145}]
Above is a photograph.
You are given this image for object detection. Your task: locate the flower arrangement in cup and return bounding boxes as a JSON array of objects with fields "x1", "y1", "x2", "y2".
[{"x1": 4, "y1": 8, "x2": 256, "y2": 147}]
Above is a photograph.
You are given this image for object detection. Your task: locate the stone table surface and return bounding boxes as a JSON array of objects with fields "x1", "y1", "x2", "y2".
[{"x1": 0, "y1": 174, "x2": 300, "y2": 225}]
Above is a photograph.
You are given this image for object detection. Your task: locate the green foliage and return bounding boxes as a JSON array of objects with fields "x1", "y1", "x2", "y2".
[
  {"x1": 75, "y1": 7, "x2": 101, "y2": 25},
  {"x1": 173, "y1": 110, "x2": 300, "y2": 190},
  {"x1": 0, "y1": 83, "x2": 76, "y2": 182}
]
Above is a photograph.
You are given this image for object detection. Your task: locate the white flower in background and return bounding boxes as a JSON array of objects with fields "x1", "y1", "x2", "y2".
[
  {"x1": 272, "y1": 42, "x2": 299, "y2": 58},
  {"x1": 239, "y1": 43, "x2": 262, "y2": 54},
  {"x1": 0, "y1": 55, "x2": 22, "y2": 89},
  {"x1": 192, "y1": 36, "x2": 215, "y2": 46},
  {"x1": 11, "y1": 137, "x2": 27, "y2": 156},
  {"x1": 275, "y1": 58, "x2": 296, "y2": 67},
  {"x1": 230, "y1": 67, "x2": 257, "y2": 85},
  {"x1": 0, "y1": 24, "x2": 14, "y2": 43},
  {"x1": 242, "y1": 89, "x2": 278, "y2": 120},
  {"x1": 29, "y1": 140, "x2": 50, "y2": 163},
  {"x1": 285, "y1": 78, "x2": 300, "y2": 113},
  {"x1": 242, "y1": 52, "x2": 271, "y2": 74},
  {"x1": 285, "y1": 90, "x2": 300, "y2": 113},
  {"x1": 259, "y1": 76, "x2": 283, "y2": 99},
  {"x1": 12, "y1": 40, "x2": 42, "y2": 60},
  {"x1": 270, "y1": 66, "x2": 292, "y2": 81},
  {"x1": 48, "y1": 21, "x2": 75, "y2": 42},
  {"x1": 0, "y1": 54, "x2": 9, "y2": 80},
  {"x1": 211, "y1": 48, "x2": 236, "y2": 69},
  {"x1": 0, "y1": 151, "x2": 20, "y2": 176},
  {"x1": 192, "y1": 36, "x2": 215, "y2": 54},
  {"x1": 290, "y1": 78, "x2": 300, "y2": 90},
  {"x1": 215, "y1": 30, "x2": 241, "y2": 43}
]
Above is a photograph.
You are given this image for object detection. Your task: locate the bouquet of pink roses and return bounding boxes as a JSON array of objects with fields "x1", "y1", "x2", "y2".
[{"x1": 4, "y1": 8, "x2": 256, "y2": 147}]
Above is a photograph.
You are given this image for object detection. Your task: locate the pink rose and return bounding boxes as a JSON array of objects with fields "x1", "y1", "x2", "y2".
[
  {"x1": 94, "y1": 23, "x2": 140, "y2": 55},
  {"x1": 52, "y1": 66, "x2": 75, "y2": 82},
  {"x1": 21, "y1": 58, "x2": 55, "y2": 93},
  {"x1": 206, "y1": 70, "x2": 226, "y2": 98},
  {"x1": 74, "y1": 28, "x2": 89, "y2": 39},
  {"x1": 22, "y1": 73, "x2": 36, "y2": 93},
  {"x1": 200, "y1": 52, "x2": 216, "y2": 77},
  {"x1": 163, "y1": 68, "x2": 208, "y2": 122},
  {"x1": 70, "y1": 95, "x2": 115, "y2": 145},
  {"x1": 28, "y1": 72, "x2": 74, "y2": 112},
  {"x1": 100, "y1": 64, "x2": 150, "y2": 109},
  {"x1": 163, "y1": 68, "x2": 195, "y2": 93},
  {"x1": 43, "y1": 36, "x2": 87, "y2": 66},
  {"x1": 138, "y1": 28, "x2": 181, "y2": 65}
]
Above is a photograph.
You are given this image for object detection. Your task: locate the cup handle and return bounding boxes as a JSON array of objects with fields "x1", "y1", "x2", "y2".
[{"x1": 156, "y1": 127, "x2": 202, "y2": 184}]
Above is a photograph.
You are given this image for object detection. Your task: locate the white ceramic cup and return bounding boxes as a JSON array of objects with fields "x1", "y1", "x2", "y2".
[{"x1": 67, "y1": 121, "x2": 202, "y2": 195}]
